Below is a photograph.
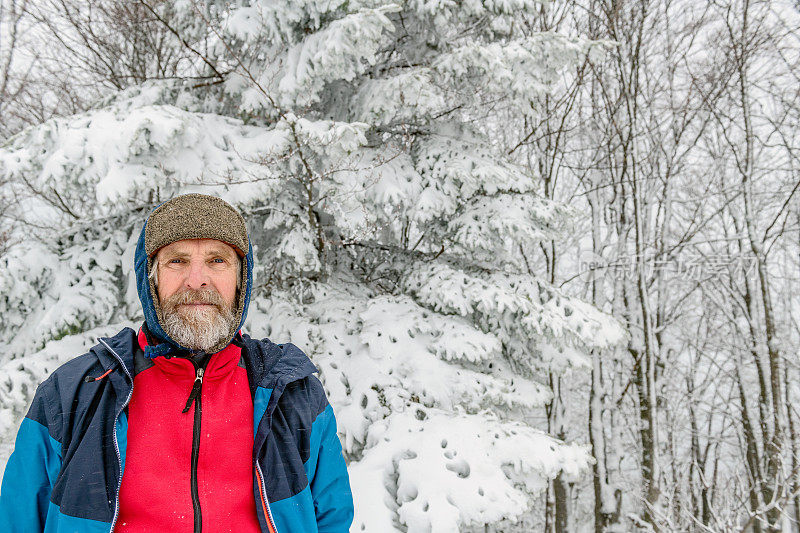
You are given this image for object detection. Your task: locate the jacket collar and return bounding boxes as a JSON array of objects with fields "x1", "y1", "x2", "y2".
[
  {"x1": 90, "y1": 327, "x2": 318, "y2": 393},
  {"x1": 239, "y1": 334, "x2": 318, "y2": 391}
]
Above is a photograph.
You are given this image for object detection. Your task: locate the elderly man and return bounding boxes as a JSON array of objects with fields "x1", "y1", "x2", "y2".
[{"x1": 0, "y1": 194, "x2": 353, "y2": 532}]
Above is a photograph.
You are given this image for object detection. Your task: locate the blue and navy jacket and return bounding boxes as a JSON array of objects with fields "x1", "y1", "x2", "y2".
[{"x1": 0, "y1": 328, "x2": 354, "y2": 532}]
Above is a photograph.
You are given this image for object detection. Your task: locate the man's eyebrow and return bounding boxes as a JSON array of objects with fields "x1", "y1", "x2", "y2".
[
  {"x1": 160, "y1": 250, "x2": 191, "y2": 259},
  {"x1": 158, "y1": 247, "x2": 236, "y2": 260},
  {"x1": 206, "y1": 247, "x2": 236, "y2": 258}
]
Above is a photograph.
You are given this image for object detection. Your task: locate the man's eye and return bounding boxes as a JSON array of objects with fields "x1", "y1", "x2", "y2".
[
  {"x1": 212, "y1": 258, "x2": 225, "y2": 263},
  {"x1": 169, "y1": 259, "x2": 183, "y2": 264}
]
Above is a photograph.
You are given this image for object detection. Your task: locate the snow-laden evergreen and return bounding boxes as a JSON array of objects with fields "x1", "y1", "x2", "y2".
[{"x1": 0, "y1": 2, "x2": 627, "y2": 530}]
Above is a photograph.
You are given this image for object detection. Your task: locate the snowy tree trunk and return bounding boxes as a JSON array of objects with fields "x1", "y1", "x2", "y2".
[
  {"x1": 783, "y1": 365, "x2": 799, "y2": 531},
  {"x1": 725, "y1": 3, "x2": 787, "y2": 527},
  {"x1": 792, "y1": 211, "x2": 800, "y2": 530},
  {"x1": 547, "y1": 373, "x2": 573, "y2": 533},
  {"x1": 587, "y1": 184, "x2": 620, "y2": 532}
]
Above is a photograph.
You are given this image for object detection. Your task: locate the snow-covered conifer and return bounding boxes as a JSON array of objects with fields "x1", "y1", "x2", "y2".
[{"x1": 0, "y1": 1, "x2": 627, "y2": 530}]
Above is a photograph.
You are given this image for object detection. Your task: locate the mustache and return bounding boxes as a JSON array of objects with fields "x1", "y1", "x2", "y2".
[{"x1": 163, "y1": 288, "x2": 226, "y2": 310}]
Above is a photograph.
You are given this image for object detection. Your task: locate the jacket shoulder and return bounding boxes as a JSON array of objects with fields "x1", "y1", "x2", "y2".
[
  {"x1": 44, "y1": 351, "x2": 103, "y2": 386},
  {"x1": 241, "y1": 334, "x2": 319, "y2": 388},
  {"x1": 29, "y1": 328, "x2": 135, "y2": 440},
  {"x1": 280, "y1": 371, "x2": 329, "y2": 417},
  {"x1": 43, "y1": 326, "x2": 136, "y2": 390},
  {"x1": 24, "y1": 350, "x2": 100, "y2": 445}
]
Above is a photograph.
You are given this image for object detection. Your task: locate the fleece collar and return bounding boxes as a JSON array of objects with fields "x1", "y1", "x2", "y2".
[{"x1": 136, "y1": 326, "x2": 244, "y2": 381}]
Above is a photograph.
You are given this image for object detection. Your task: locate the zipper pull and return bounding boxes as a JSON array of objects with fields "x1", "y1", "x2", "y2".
[{"x1": 182, "y1": 367, "x2": 204, "y2": 413}]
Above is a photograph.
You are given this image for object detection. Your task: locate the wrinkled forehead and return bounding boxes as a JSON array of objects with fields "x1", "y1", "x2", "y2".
[{"x1": 154, "y1": 238, "x2": 239, "y2": 259}]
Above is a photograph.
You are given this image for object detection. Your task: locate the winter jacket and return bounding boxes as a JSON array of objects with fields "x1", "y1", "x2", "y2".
[{"x1": 0, "y1": 326, "x2": 354, "y2": 532}]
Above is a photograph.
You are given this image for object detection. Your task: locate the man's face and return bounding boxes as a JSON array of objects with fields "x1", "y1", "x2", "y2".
[
  {"x1": 154, "y1": 239, "x2": 239, "y2": 351},
  {"x1": 155, "y1": 238, "x2": 238, "y2": 308}
]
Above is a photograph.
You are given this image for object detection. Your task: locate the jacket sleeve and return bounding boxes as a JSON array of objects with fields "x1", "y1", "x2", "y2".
[
  {"x1": 0, "y1": 378, "x2": 62, "y2": 532},
  {"x1": 308, "y1": 378, "x2": 354, "y2": 532}
]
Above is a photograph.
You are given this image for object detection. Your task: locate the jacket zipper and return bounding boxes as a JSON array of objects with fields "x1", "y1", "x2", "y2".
[
  {"x1": 255, "y1": 462, "x2": 279, "y2": 533},
  {"x1": 186, "y1": 363, "x2": 205, "y2": 533},
  {"x1": 99, "y1": 339, "x2": 134, "y2": 533}
]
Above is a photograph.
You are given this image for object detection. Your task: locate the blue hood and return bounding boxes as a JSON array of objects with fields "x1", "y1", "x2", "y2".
[{"x1": 133, "y1": 204, "x2": 254, "y2": 358}]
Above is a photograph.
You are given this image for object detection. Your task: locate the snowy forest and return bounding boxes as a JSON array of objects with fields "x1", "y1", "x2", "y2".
[{"x1": 1, "y1": 0, "x2": 799, "y2": 531}]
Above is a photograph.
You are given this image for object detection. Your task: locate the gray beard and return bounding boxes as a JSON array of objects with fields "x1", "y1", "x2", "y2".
[{"x1": 160, "y1": 289, "x2": 236, "y2": 352}]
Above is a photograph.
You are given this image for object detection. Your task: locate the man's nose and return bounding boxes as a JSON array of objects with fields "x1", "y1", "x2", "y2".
[{"x1": 184, "y1": 261, "x2": 210, "y2": 289}]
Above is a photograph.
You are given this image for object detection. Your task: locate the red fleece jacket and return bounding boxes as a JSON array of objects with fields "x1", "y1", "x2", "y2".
[{"x1": 114, "y1": 329, "x2": 261, "y2": 532}]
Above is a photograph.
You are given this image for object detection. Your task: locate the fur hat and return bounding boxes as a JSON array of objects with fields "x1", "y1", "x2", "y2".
[{"x1": 145, "y1": 193, "x2": 248, "y2": 257}]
